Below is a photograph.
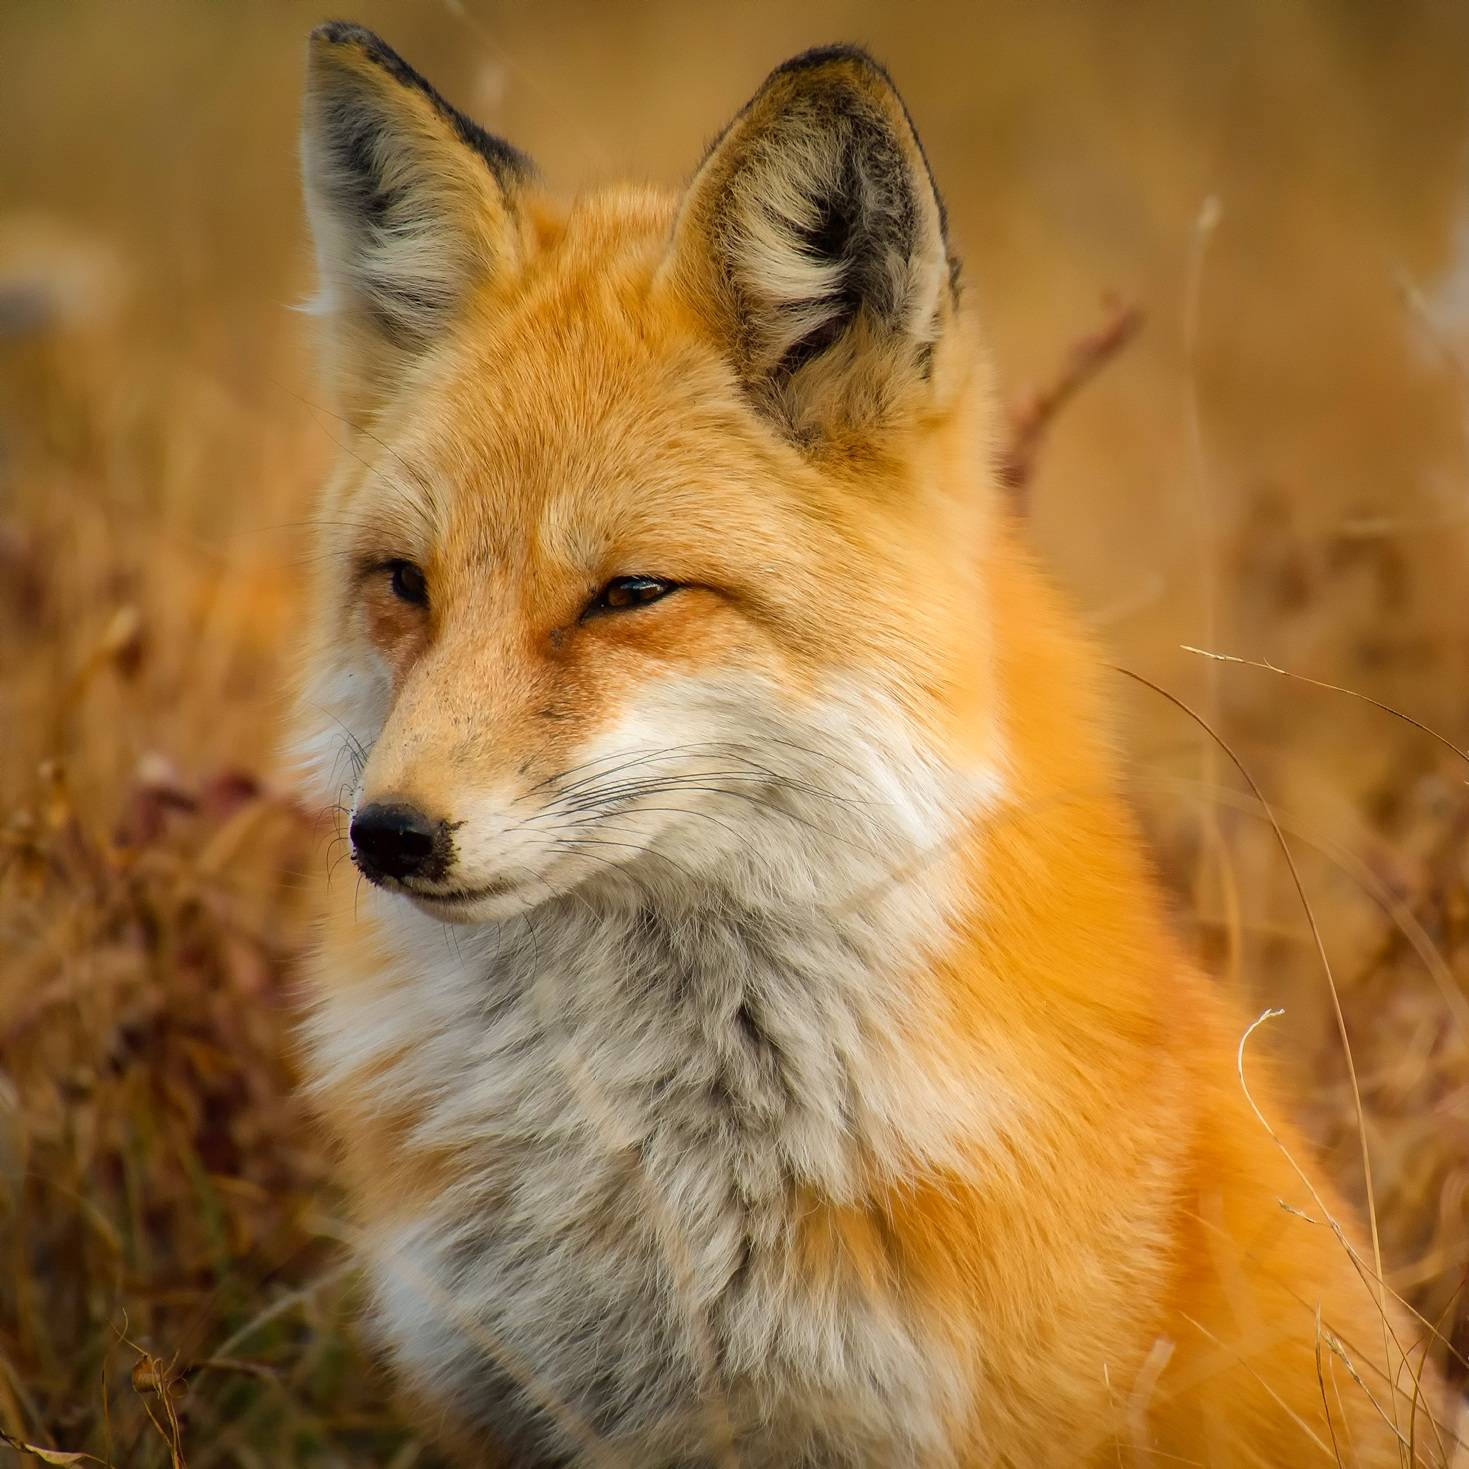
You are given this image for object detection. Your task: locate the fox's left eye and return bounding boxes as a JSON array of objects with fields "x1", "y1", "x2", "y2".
[
  {"x1": 386, "y1": 560, "x2": 428, "y2": 606},
  {"x1": 584, "y1": 576, "x2": 678, "y2": 619}
]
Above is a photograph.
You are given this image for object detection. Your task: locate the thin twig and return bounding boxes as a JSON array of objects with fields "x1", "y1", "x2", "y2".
[
  {"x1": 999, "y1": 297, "x2": 1144, "y2": 504},
  {"x1": 1180, "y1": 646, "x2": 1469, "y2": 768}
]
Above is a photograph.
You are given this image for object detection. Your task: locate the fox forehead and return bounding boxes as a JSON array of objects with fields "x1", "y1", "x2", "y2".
[{"x1": 355, "y1": 187, "x2": 783, "y2": 546}]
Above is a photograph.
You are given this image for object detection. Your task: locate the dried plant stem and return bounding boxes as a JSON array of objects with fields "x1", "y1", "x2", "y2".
[
  {"x1": 998, "y1": 298, "x2": 1143, "y2": 503},
  {"x1": 1117, "y1": 666, "x2": 1405, "y2": 1450}
]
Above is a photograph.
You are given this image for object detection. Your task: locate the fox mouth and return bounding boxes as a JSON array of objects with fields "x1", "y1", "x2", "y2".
[
  {"x1": 405, "y1": 880, "x2": 519, "y2": 907},
  {"x1": 352, "y1": 857, "x2": 519, "y2": 908}
]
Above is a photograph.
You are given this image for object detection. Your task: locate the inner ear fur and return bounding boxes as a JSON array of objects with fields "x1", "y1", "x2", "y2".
[
  {"x1": 665, "y1": 45, "x2": 958, "y2": 444},
  {"x1": 300, "y1": 22, "x2": 533, "y2": 407}
]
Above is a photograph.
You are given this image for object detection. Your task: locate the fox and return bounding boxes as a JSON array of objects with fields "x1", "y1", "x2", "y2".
[{"x1": 293, "y1": 21, "x2": 1456, "y2": 1468}]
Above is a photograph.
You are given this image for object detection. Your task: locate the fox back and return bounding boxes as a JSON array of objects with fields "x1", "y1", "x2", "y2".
[{"x1": 296, "y1": 25, "x2": 1451, "y2": 1467}]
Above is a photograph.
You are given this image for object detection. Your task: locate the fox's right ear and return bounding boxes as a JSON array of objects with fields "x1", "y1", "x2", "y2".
[{"x1": 300, "y1": 22, "x2": 532, "y2": 414}]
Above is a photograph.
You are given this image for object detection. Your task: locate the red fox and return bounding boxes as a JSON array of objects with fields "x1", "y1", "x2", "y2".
[{"x1": 295, "y1": 22, "x2": 1454, "y2": 1466}]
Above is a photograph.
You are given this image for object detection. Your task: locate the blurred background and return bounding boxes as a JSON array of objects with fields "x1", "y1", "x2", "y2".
[{"x1": 4, "y1": 2, "x2": 1469, "y2": 1463}]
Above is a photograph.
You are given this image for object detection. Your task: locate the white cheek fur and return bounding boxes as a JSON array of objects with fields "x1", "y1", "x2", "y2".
[{"x1": 293, "y1": 644, "x2": 391, "y2": 807}]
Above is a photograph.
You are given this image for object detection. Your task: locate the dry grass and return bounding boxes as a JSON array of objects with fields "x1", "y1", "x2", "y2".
[{"x1": 3, "y1": 2, "x2": 1469, "y2": 1464}]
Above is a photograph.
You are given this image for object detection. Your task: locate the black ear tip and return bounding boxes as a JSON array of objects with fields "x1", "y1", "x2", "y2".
[
  {"x1": 309, "y1": 21, "x2": 409, "y2": 76},
  {"x1": 767, "y1": 43, "x2": 896, "y2": 91},
  {"x1": 311, "y1": 19, "x2": 378, "y2": 48}
]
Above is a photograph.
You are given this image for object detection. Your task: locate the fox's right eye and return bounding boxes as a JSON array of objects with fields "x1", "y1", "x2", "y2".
[{"x1": 386, "y1": 560, "x2": 428, "y2": 607}]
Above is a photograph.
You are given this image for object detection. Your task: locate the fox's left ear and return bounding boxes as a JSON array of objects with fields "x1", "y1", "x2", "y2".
[
  {"x1": 665, "y1": 46, "x2": 957, "y2": 445},
  {"x1": 300, "y1": 23, "x2": 533, "y2": 414}
]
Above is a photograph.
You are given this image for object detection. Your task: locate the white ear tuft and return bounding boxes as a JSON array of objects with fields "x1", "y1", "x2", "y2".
[{"x1": 300, "y1": 23, "x2": 532, "y2": 401}]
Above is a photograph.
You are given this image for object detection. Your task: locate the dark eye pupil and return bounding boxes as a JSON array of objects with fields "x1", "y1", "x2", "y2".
[
  {"x1": 389, "y1": 561, "x2": 427, "y2": 605},
  {"x1": 591, "y1": 576, "x2": 674, "y2": 617}
]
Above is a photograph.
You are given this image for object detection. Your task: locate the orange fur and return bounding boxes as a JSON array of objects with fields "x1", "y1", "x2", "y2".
[{"x1": 297, "y1": 26, "x2": 1454, "y2": 1466}]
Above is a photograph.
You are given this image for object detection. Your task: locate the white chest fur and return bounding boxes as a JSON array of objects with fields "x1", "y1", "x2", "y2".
[{"x1": 306, "y1": 876, "x2": 989, "y2": 1466}]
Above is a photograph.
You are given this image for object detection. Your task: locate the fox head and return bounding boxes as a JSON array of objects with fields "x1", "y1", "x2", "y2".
[{"x1": 297, "y1": 23, "x2": 1005, "y2": 924}]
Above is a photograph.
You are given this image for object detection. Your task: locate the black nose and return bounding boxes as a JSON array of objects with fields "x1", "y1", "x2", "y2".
[{"x1": 350, "y1": 801, "x2": 443, "y2": 883}]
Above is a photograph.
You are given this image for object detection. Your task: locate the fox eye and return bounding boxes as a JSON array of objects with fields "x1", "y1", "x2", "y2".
[
  {"x1": 584, "y1": 576, "x2": 677, "y2": 618},
  {"x1": 386, "y1": 560, "x2": 428, "y2": 607}
]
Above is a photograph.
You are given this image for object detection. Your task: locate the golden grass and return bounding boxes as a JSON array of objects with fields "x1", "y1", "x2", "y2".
[{"x1": 2, "y1": 2, "x2": 1468, "y2": 1463}]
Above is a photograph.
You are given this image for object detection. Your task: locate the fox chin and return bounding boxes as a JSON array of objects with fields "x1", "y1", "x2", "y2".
[{"x1": 292, "y1": 21, "x2": 1453, "y2": 1468}]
